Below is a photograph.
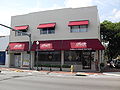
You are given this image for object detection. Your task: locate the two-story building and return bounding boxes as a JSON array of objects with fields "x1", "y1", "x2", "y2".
[{"x1": 8, "y1": 6, "x2": 104, "y2": 71}]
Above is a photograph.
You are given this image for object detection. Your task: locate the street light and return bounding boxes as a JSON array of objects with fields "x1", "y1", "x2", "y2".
[
  {"x1": 0, "y1": 24, "x2": 32, "y2": 70},
  {"x1": 36, "y1": 41, "x2": 39, "y2": 71}
]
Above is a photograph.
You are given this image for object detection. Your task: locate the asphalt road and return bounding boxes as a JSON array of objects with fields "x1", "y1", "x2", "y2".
[{"x1": 0, "y1": 74, "x2": 120, "y2": 90}]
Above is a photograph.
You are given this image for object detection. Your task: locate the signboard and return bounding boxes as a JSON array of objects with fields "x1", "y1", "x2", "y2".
[{"x1": 22, "y1": 54, "x2": 30, "y2": 67}]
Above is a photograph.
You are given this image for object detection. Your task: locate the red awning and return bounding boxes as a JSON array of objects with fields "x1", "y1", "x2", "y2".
[
  {"x1": 31, "y1": 39, "x2": 104, "y2": 51},
  {"x1": 14, "y1": 25, "x2": 29, "y2": 30},
  {"x1": 32, "y1": 40, "x2": 61, "y2": 51},
  {"x1": 37, "y1": 23, "x2": 56, "y2": 29},
  {"x1": 8, "y1": 42, "x2": 29, "y2": 51},
  {"x1": 68, "y1": 20, "x2": 89, "y2": 26},
  {"x1": 62, "y1": 39, "x2": 105, "y2": 50}
]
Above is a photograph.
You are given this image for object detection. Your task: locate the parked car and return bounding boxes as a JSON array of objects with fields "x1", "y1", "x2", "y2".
[{"x1": 115, "y1": 59, "x2": 120, "y2": 68}]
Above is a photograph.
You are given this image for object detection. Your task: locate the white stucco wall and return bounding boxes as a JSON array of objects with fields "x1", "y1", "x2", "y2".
[
  {"x1": 10, "y1": 6, "x2": 100, "y2": 42},
  {"x1": 0, "y1": 36, "x2": 9, "y2": 51}
]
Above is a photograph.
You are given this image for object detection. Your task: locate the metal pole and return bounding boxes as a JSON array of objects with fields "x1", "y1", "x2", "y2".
[
  {"x1": 36, "y1": 45, "x2": 39, "y2": 71},
  {"x1": 29, "y1": 34, "x2": 32, "y2": 70},
  {"x1": 36, "y1": 41, "x2": 39, "y2": 71}
]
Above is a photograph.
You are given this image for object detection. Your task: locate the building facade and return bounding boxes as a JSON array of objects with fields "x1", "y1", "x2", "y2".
[
  {"x1": 8, "y1": 6, "x2": 104, "y2": 71},
  {"x1": 0, "y1": 36, "x2": 9, "y2": 66}
]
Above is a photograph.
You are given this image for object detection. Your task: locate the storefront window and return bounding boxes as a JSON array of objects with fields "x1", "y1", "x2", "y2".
[
  {"x1": 64, "y1": 51, "x2": 82, "y2": 64},
  {"x1": 35, "y1": 51, "x2": 61, "y2": 65},
  {"x1": 64, "y1": 50, "x2": 95, "y2": 68}
]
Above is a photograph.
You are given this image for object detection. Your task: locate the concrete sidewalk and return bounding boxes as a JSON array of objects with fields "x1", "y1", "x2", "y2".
[
  {"x1": 0, "y1": 67, "x2": 120, "y2": 77},
  {"x1": 0, "y1": 67, "x2": 101, "y2": 76},
  {"x1": 103, "y1": 72, "x2": 120, "y2": 77}
]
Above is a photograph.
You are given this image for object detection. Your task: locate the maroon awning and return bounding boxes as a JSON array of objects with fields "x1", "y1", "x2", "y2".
[
  {"x1": 32, "y1": 40, "x2": 61, "y2": 51},
  {"x1": 68, "y1": 20, "x2": 89, "y2": 26},
  {"x1": 8, "y1": 42, "x2": 29, "y2": 51},
  {"x1": 62, "y1": 39, "x2": 105, "y2": 50},
  {"x1": 31, "y1": 39, "x2": 104, "y2": 51},
  {"x1": 14, "y1": 25, "x2": 29, "y2": 30},
  {"x1": 37, "y1": 23, "x2": 56, "y2": 29}
]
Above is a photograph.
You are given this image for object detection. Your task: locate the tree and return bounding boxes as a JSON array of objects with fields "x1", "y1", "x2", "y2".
[{"x1": 100, "y1": 20, "x2": 120, "y2": 60}]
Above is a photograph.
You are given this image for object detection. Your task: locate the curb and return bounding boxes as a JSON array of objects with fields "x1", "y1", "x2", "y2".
[
  {"x1": 75, "y1": 72, "x2": 88, "y2": 76},
  {"x1": 103, "y1": 73, "x2": 120, "y2": 77},
  {"x1": 48, "y1": 71, "x2": 76, "y2": 76}
]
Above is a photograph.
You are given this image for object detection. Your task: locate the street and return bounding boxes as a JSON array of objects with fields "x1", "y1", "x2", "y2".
[{"x1": 0, "y1": 71, "x2": 120, "y2": 90}]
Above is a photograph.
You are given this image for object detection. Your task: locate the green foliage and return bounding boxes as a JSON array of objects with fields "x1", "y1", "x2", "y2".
[{"x1": 100, "y1": 20, "x2": 120, "y2": 59}]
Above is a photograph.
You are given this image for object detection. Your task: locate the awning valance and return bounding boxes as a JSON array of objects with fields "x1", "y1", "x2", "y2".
[
  {"x1": 37, "y1": 23, "x2": 56, "y2": 29},
  {"x1": 14, "y1": 25, "x2": 29, "y2": 30},
  {"x1": 31, "y1": 39, "x2": 105, "y2": 51},
  {"x1": 68, "y1": 20, "x2": 89, "y2": 26},
  {"x1": 62, "y1": 39, "x2": 105, "y2": 50},
  {"x1": 32, "y1": 40, "x2": 61, "y2": 51},
  {"x1": 8, "y1": 42, "x2": 29, "y2": 51}
]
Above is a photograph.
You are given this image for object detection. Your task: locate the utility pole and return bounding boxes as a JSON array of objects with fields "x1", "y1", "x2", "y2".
[{"x1": 0, "y1": 24, "x2": 32, "y2": 69}]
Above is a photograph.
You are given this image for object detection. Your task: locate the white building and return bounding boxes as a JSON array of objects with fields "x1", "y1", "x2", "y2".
[{"x1": 8, "y1": 6, "x2": 104, "y2": 71}]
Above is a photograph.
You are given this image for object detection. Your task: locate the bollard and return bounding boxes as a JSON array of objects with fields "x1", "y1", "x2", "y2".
[{"x1": 70, "y1": 65, "x2": 74, "y2": 73}]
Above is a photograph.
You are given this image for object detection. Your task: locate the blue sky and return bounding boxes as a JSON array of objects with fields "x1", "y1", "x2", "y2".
[{"x1": 0, "y1": 0, "x2": 120, "y2": 36}]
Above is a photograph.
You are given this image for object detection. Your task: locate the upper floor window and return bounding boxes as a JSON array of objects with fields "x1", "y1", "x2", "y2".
[
  {"x1": 14, "y1": 25, "x2": 29, "y2": 36},
  {"x1": 68, "y1": 20, "x2": 89, "y2": 33},
  {"x1": 37, "y1": 23, "x2": 56, "y2": 35},
  {"x1": 70, "y1": 25, "x2": 88, "y2": 32},
  {"x1": 15, "y1": 30, "x2": 27, "y2": 36},
  {"x1": 40, "y1": 27, "x2": 55, "y2": 34}
]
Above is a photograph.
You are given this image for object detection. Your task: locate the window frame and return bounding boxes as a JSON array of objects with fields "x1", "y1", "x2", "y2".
[
  {"x1": 15, "y1": 29, "x2": 27, "y2": 36},
  {"x1": 40, "y1": 27, "x2": 55, "y2": 34},
  {"x1": 70, "y1": 25, "x2": 88, "y2": 33}
]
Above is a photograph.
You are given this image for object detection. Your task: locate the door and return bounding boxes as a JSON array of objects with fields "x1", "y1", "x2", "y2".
[
  {"x1": 82, "y1": 51, "x2": 91, "y2": 69},
  {"x1": 0, "y1": 52, "x2": 5, "y2": 65},
  {"x1": 14, "y1": 53, "x2": 21, "y2": 67}
]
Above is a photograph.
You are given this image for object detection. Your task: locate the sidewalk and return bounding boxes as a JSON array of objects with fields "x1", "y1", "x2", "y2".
[
  {"x1": 0, "y1": 67, "x2": 102, "y2": 76},
  {"x1": 0, "y1": 67, "x2": 120, "y2": 77},
  {"x1": 103, "y1": 72, "x2": 120, "y2": 77}
]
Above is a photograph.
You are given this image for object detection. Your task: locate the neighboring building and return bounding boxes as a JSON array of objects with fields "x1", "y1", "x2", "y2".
[
  {"x1": 0, "y1": 36, "x2": 9, "y2": 66},
  {"x1": 8, "y1": 6, "x2": 104, "y2": 71}
]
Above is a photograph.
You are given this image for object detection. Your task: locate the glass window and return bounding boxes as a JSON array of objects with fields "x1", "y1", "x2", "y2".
[
  {"x1": 36, "y1": 51, "x2": 61, "y2": 62},
  {"x1": 40, "y1": 27, "x2": 55, "y2": 34},
  {"x1": 64, "y1": 51, "x2": 82, "y2": 63},
  {"x1": 70, "y1": 25, "x2": 88, "y2": 33},
  {"x1": 80, "y1": 25, "x2": 87, "y2": 32},
  {"x1": 71, "y1": 26, "x2": 80, "y2": 32},
  {"x1": 15, "y1": 30, "x2": 27, "y2": 36},
  {"x1": 48, "y1": 28, "x2": 55, "y2": 34},
  {"x1": 64, "y1": 50, "x2": 94, "y2": 66},
  {"x1": 40, "y1": 28, "x2": 47, "y2": 34}
]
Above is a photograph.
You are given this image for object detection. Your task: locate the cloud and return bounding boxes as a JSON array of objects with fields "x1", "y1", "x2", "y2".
[
  {"x1": 112, "y1": 9, "x2": 120, "y2": 19},
  {"x1": 64, "y1": 0, "x2": 93, "y2": 8},
  {"x1": 108, "y1": 9, "x2": 120, "y2": 22},
  {"x1": 0, "y1": 0, "x2": 120, "y2": 36},
  {"x1": 29, "y1": 4, "x2": 64, "y2": 13}
]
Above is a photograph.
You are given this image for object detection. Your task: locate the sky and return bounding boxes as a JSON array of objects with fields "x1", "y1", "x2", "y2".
[{"x1": 0, "y1": 0, "x2": 120, "y2": 36}]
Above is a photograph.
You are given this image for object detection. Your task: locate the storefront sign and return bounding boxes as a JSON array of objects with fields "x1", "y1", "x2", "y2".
[
  {"x1": 75, "y1": 42, "x2": 87, "y2": 47},
  {"x1": 22, "y1": 54, "x2": 29, "y2": 67},
  {"x1": 71, "y1": 42, "x2": 87, "y2": 48},
  {"x1": 40, "y1": 43, "x2": 53, "y2": 50},
  {"x1": 13, "y1": 44, "x2": 24, "y2": 49}
]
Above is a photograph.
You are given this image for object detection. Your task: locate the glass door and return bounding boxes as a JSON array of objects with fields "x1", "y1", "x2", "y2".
[
  {"x1": 82, "y1": 51, "x2": 91, "y2": 69},
  {"x1": 14, "y1": 53, "x2": 21, "y2": 67}
]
